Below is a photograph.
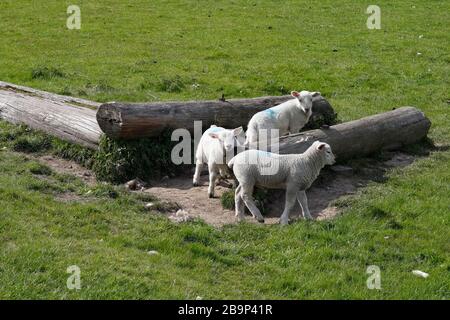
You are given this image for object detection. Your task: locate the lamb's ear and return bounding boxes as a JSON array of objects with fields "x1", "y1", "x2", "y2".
[
  {"x1": 209, "y1": 132, "x2": 220, "y2": 139},
  {"x1": 311, "y1": 91, "x2": 321, "y2": 97},
  {"x1": 291, "y1": 91, "x2": 300, "y2": 98},
  {"x1": 233, "y1": 126, "x2": 243, "y2": 136},
  {"x1": 317, "y1": 143, "x2": 326, "y2": 151}
]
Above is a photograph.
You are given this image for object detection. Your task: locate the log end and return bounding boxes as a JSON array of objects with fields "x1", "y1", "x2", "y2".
[{"x1": 97, "y1": 103, "x2": 124, "y2": 139}]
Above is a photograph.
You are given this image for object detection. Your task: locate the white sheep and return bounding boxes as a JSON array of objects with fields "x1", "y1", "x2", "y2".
[
  {"x1": 228, "y1": 141, "x2": 335, "y2": 224},
  {"x1": 193, "y1": 125, "x2": 245, "y2": 198},
  {"x1": 245, "y1": 90, "x2": 320, "y2": 147}
]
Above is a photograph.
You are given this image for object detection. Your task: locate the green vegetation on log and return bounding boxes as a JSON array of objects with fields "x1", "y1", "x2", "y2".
[{"x1": 93, "y1": 131, "x2": 180, "y2": 183}]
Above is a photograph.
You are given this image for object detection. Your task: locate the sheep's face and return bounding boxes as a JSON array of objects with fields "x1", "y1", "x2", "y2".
[
  {"x1": 316, "y1": 142, "x2": 335, "y2": 165},
  {"x1": 209, "y1": 127, "x2": 244, "y2": 153},
  {"x1": 291, "y1": 90, "x2": 321, "y2": 117}
]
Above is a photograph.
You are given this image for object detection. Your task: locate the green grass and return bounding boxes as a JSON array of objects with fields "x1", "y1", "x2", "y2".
[
  {"x1": 0, "y1": 0, "x2": 449, "y2": 299},
  {"x1": 0, "y1": 149, "x2": 448, "y2": 299}
]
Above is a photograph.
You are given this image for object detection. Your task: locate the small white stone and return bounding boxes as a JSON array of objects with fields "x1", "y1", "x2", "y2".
[
  {"x1": 145, "y1": 202, "x2": 155, "y2": 209},
  {"x1": 170, "y1": 210, "x2": 194, "y2": 223},
  {"x1": 412, "y1": 270, "x2": 429, "y2": 278},
  {"x1": 176, "y1": 209, "x2": 188, "y2": 217}
]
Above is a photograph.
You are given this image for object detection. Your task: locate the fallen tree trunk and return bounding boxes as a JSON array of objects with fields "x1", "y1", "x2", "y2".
[
  {"x1": 0, "y1": 81, "x2": 101, "y2": 149},
  {"x1": 96, "y1": 95, "x2": 336, "y2": 139},
  {"x1": 275, "y1": 107, "x2": 431, "y2": 160}
]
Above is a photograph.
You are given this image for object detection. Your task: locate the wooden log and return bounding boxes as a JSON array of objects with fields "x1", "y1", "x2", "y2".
[
  {"x1": 0, "y1": 81, "x2": 101, "y2": 149},
  {"x1": 275, "y1": 107, "x2": 431, "y2": 160},
  {"x1": 96, "y1": 95, "x2": 336, "y2": 139}
]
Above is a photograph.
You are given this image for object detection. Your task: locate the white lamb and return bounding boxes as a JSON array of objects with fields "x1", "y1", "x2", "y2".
[
  {"x1": 193, "y1": 125, "x2": 245, "y2": 198},
  {"x1": 245, "y1": 90, "x2": 320, "y2": 147},
  {"x1": 228, "y1": 141, "x2": 335, "y2": 224}
]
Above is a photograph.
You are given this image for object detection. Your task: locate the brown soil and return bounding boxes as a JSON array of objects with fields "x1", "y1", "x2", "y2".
[
  {"x1": 29, "y1": 154, "x2": 96, "y2": 186},
  {"x1": 144, "y1": 152, "x2": 417, "y2": 226}
]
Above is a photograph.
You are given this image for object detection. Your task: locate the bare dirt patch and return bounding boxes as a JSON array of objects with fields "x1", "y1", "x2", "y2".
[
  {"x1": 29, "y1": 154, "x2": 96, "y2": 186},
  {"x1": 144, "y1": 152, "x2": 417, "y2": 227},
  {"x1": 53, "y1": 192, "x2": 87, "y2": 203},
  {"x1": 146, "y1": 177, "x2": 240, "y2": 226},
  {"x1": 18, "y1": 152, "x2": 96, "y2": 203}
]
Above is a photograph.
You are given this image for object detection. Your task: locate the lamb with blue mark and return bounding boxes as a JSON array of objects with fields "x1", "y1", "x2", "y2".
[{"x1": 245, "y1": 90, "x2": 320, "y2": 147}]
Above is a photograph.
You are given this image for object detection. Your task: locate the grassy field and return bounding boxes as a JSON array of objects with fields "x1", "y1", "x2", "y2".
[{"x1": 0, "y1": 0, "x2": 449, "y2": 299}]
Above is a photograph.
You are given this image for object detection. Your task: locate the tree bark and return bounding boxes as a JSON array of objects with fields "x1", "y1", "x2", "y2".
[
  {"x1": 96, "y1": 95, "x2": 336, "y2": 139},
  {"x1": 275, "y1": 107, "x2": 431, "y2": 160},
  {"x1": 0, "y1": 81, "x2": 101, "y2": 149}
]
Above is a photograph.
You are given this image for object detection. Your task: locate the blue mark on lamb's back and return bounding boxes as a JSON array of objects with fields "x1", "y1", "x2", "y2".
[
  {"x1": 209, "y1": 126, "x2": 224, "y2": 133},
  {"x1": 264, "y1": 108, "x2": 277, "y2": 119},
  {"x1": 257, "y1": 150, "x2": 275, "y2": 157}
]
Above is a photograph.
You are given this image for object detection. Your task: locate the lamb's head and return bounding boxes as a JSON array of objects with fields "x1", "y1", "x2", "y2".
[
  {"x1": 209, "y1": 126, "x2": 244, "y2": 153},
  {"x1": 313, "y1": 141, "x2": 335, "y2": 165},
  {"x1": 291, "y1": 90, "x2": 321, "y2": 116}
]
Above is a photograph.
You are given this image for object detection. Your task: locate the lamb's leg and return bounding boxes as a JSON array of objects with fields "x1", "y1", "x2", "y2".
[
  {"x1": 297, "y1": 190, "x2": 313, "y2": 220},
  {"x1": 240, "y1": 183, "x2": 265, "y2": 223},
  {"x1": 234, "y1": 185, "x2": 245, "y2": 222},
  {"x1": 208, "y1": 164, "x2": 219, "y2": 198},
  {"x1": 193, "y1": 161, "x2": 203, "y2": 186},
  {"x1": 279, "y1": 187, "x2": 298, "y2": 225}
]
